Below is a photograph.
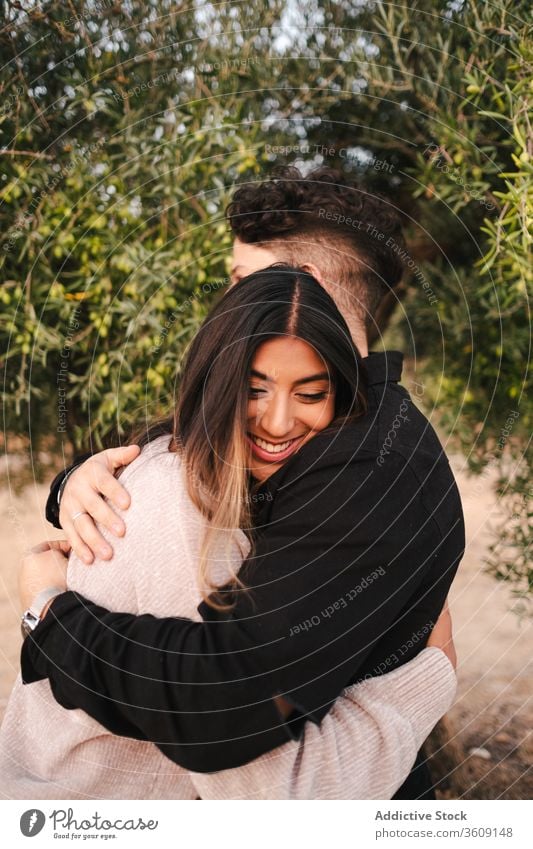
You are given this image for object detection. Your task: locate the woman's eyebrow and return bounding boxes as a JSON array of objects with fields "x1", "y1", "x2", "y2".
[
  {"x1": 250, "y1": 369, "x2": 271, "y2": 381},
  {"x1": 250, "y1": 369, "x2": 330, "y2": 385},
  {"x1": 294, "y1": 372, "x2": 330, "y2": 385}
]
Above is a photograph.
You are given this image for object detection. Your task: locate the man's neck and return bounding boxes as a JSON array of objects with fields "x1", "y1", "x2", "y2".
[{"x1": 347, "y1": 320, "x2": 369, "y2": 358}]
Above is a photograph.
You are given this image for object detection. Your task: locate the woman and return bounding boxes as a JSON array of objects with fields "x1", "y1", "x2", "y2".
[{"x1": 4, "y1": 267, "x2": 456, "y2": 799}]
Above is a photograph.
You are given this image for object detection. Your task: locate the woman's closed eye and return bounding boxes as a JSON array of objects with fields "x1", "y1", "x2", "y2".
[
  {"x1": 296, "y1": 390, "x2": 330, "y2": 403},
  {"x1": 248, "y1": 385, "x2": 330, "y2": 403},
  {"x1": 249, "y1": 385, "x2": 268, "y2": 398}
]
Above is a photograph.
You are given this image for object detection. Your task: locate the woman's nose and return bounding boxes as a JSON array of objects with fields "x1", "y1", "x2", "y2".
[{"x1": 256, "y1": 395, "x2": 294, "y2": 437}]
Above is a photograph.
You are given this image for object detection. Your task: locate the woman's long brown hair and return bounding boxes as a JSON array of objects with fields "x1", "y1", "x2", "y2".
[{"x1": 133, "y1": 265, "x2": 367, "y2": 608}]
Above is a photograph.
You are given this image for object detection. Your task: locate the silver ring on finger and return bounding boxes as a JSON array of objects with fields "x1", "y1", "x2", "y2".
[{"x1": 71, "y1": 511, "x2": 89, "y2": 522}]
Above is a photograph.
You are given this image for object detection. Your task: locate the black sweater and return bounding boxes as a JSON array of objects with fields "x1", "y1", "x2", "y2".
[{"x1": 23, "y1": 351, "x2": 464, "y2": 784}]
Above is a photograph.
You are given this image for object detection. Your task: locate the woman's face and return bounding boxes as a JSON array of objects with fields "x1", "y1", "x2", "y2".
[{"x1": 246, "y1": 337, "x2": 336, "y2": 483}]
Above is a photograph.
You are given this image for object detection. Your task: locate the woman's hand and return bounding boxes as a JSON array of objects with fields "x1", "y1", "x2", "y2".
[
  {"x1": 427, "y1": 598, "x2": 457, "y2": 670},
  {"x1": 59, "y1": 445, "x2": 140, "y2": 565},
  {"x1": 19, "y1": 540, "x2": 71, "y2": 613}
]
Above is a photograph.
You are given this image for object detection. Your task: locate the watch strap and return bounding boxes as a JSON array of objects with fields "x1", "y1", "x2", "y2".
[
  {"x1": 28, "y1": 586, "x2": 64, "y2": 619},
  {"x1": 21, "y1": 586, "x2": 64, "y2": 640}
]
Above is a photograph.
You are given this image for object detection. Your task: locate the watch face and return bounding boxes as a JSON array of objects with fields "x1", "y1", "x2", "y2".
[{"x1": 21, "y1": 611, "x2": 39, "y2": 639}]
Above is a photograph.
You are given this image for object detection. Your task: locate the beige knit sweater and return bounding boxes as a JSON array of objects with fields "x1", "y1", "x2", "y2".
[{"x1": 0, "y1": 436, "x2": 456, "y2": 800}]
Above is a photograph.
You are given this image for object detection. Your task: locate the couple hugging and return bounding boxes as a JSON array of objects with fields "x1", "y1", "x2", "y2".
[{"x1": 2, "y1": 165, "x2": 465, "y2": 800}]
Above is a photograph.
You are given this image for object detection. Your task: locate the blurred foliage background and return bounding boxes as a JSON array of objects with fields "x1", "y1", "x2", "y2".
[{"x1": 0, "y1": 0, "x2": 531, "y2": 600}]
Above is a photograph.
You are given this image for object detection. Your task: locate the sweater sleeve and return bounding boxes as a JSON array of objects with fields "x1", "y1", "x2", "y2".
[
  {"x1": 45, "y1": 454, "x2": 92, "y2": 528},
  {"x1": 190, "y1": 647, "x2": 456, "y2": 799}
]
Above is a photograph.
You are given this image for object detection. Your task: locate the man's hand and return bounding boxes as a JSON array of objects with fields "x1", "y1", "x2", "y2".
[
  {"x1": 427, "y1": 598, "x2": 457, "y2": 670},
  {"x1": 19, "y1": 540, "x2": 71, "y2": 613},
  {"x1": 59, "y1": 445, "x2": 140, "y2": 565}
]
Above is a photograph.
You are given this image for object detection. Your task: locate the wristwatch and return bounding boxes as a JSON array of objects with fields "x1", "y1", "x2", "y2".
[{"x1": 21, "y1": 587, "x2": 63, "y2": 639}]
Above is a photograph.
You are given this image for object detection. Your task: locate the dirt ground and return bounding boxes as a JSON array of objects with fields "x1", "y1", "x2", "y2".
[{"x1": 0, "y1": 453, "x2": 531, "y2": 799}]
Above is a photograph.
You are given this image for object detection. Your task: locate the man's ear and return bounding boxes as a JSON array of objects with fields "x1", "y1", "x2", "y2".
[{"x1": 299, "y1": 262, "x2": 326, "y2": 286}]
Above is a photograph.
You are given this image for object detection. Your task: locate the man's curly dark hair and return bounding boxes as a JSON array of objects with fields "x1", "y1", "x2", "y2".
[{"x1": 226, "y1": 165, "x2": 406, "y2": 324}]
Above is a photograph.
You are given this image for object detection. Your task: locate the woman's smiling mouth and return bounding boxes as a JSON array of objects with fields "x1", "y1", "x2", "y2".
[{"x1": 247, "y1": 433, "x2": 304, "y2": 463}]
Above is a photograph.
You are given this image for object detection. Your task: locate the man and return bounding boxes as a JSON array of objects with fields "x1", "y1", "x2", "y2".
[{"x1": 21, "y1": 166, "x2": 465, "y2": 798}]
